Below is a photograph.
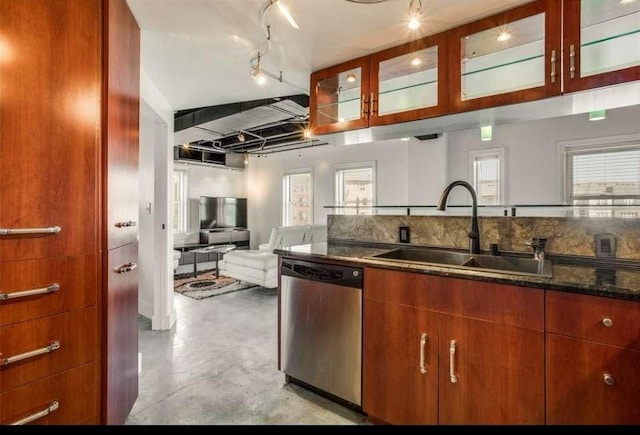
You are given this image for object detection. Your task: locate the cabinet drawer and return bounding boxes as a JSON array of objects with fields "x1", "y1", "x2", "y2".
[
  {"x1": 546, "y1": 334, "x2": 640, "y2": 424},
  {"x1": 546, "y1": 291, "x2": 640, "y2": 350},
  {"x1": 0, "y1": 362, "x2": 98, "y2": 425},
  {"x1": 0, "y1": 308, "x2": 97, "y2": 392},
  {"x1": 364, "y1": 268, "x2": 440, "y2": 311},
  {"x1": 439, "y1": 278, "x2": 544, "y2": 331},
  {"x1": 0, "y1": 255, "x2": 98, "y2": 326}
]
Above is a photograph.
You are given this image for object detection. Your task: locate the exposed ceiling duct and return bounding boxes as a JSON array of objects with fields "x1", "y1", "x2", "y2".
[{"x1": 174, "y1": 94, "x2": 329, "y2": 156}]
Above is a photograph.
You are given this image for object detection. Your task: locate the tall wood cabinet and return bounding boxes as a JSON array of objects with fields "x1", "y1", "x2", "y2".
[{"x1": 0, "y1": 0, "x2": 140, "y2": 425}]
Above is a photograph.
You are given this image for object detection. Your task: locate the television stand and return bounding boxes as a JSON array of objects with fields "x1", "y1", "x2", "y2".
[{"x1": 199, "y1": 228, "x2": 250, "y2": 247}]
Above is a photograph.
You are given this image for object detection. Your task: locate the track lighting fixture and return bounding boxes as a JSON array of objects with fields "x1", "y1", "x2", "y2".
[
  {"x1": 274, "y1": 0, "x2": 299, "y2": 29},
  {"x1": 237, "y1": 132, "x2": 246, "y2": 143},
  {"x1": 303, "y1": 128, "x2": 313, "y2": 140},
  {"x1": 250, "y1": 54, "x2": 267, "y2": 85},
  {"x1": 408, "y1": 0, "x2": 423, "y2": 30}
]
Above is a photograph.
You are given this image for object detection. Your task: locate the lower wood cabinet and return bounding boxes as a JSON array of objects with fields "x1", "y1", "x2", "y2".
[
  {"x1": 438, "y1": 314, "x2": 545, "y2": 424},
  {"x1": 546, "y1": 334, "x2": 640, "y2": 425},
  {"x1": 363, "y1": 299, "x2": 438, "y2": 425}
]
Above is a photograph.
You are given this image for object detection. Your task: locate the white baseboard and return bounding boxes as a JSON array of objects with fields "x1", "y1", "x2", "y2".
[{"x1": 138, "y1": 299, "x2": 153, "y2": 319}]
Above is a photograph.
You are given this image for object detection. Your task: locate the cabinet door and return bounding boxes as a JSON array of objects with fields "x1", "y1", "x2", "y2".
[
  {"x1": 438, "y1": 314, "x2": 545, "y2": 424},
  {"x1": 547, "y1": 334, "x2": 640, "y2": 425},
  {"x1": 106, "y1": 0, "x2": 140, "y2": 251},
  {"x1": 105, "y1": 242, "x2": 138, "y2": 425},
  {"x1": 448, "y1": 0, "x2": 561, "y2": 113},
  {"x1": 564, "y1": 0, "x2": 640, "y2": 93},
  {"x1": 309, "y1": 57, "x2": 370, "y2": 135},
  {"x1": 369, "y1": 33, "x2": 448, "y2": 126},
  {"x1": 0, "y1": 0, "x2": 101, "y2": 261},
  {"x1": 363, "y1": 299, "x2": 438, "y2": 425}
]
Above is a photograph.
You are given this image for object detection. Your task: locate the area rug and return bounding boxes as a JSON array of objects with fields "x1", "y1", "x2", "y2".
[{"x1": 174, "y1": 271, "x2": 258, "y2": 300}]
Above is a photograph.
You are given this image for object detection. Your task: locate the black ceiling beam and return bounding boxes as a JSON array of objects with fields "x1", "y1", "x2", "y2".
[{"x1": 174, "y1": 94, "x2": 309, "y2": 133}]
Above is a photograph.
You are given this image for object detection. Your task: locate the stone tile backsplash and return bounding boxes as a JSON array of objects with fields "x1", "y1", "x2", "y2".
[{"x1": 327, "y1": 215, "x2": 640, "y2": 260}]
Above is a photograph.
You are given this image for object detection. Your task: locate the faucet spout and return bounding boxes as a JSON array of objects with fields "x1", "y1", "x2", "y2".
[{"x1": 437, "y1": 181, "x2": 480, "y2": 255}]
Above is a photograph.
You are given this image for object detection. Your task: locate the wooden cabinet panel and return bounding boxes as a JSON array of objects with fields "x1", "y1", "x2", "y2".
[
  {"x1": 364, "y1": 268, "x2": 440, "y2": 311},
  {"x1": 447, "y1": 0, "x2": 562, "y2": 113},
  {"x1": 0, "y1": 255, "x2": 97, "y2": 326},
  {"x1": 0, "y1": 362, "x2": 99, "y2": 425},
  {"x1": 0, "y1": 308, "x2": 98, "y2": 392},
  {"x1": 363, "y1": 299, "x2": 438, "y2": 425},
  {"x1": 546, "y1": 291, "x2": 640, "y2": 351},
  {"x1": 105, "y1": 0, "x2": 140, "y2": 251},
  {"x1": 438, "y1": 278, "x2": 543, "y2": 331},
  {"x1": 438, "y1": 314, "x2": 545, "y2": 425},
  {"x1": 546, "y1": 334, "x2": 640, "y2": 425},
  {"x1": 105, "y1": 242, "x2": 139, "y2": 425}
]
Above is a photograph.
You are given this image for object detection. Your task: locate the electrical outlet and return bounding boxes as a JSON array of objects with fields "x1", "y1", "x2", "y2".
[{"x1": 399, "y1": 226, "x2": 410, "y2": 243}]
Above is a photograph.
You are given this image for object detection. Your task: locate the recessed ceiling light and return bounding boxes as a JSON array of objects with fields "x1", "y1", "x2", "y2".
[
  {"x1": 497, "y1": 31, "x2": 511, "y2": 42},
  {"x1": 400, "y1": 137, "x2": 411, "y2": 142},
  {"x1": 346, "y1": 74, "x2": 357, "y2": 83},
  {"x1": 411, "y1": 57, "x2": 422, "y2": 66}
]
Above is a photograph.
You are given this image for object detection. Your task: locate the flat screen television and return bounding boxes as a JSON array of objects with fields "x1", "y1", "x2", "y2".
[{"x1": 199, "y1": 197, "x2": 248, "y2": 230}]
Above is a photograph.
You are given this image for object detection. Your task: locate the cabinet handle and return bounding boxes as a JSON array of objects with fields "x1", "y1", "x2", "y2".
[
  {"x1": 419, "y1": 333, "x2": 428, "y2": 375},
  {"x1": 115, "y1": 262, "x2": 138, "y2": 274},
  {"x1": 570, "y1": 45, "x2": 576, "y2": 79},
  {"x1": 603, "y1": 373, "x2": 615, "y2": 386},
  {"x1": 0, "y1": 226, "x2": 61, "y2": 236},
  {"x1": 602, "y1": 317, "x2": 613, "y2": 327},
  {"x1": 9, "y1": 401, "x2": 59, "y2": 426},
  {"x1": 361, "y1": 94, "x2": 369, "y2": 119},
  {"x1": 115, "y1": 221, "x2": 137, "y2": 228},
  {"x1": 550, "y1": 50, "x2": 557, "y2": 84},
  {"x1": 1, "y1": 341, "x2": 61, "y2": 366},
  {"x1": 370, "y1": 92, "x2": 377, "y2": 115},
  {"x1": 0, "y1": 283, "x2": 60, "y2": 301},
  {"x1": 449, "y1": 340, "x2": 458, "y2": 384}
]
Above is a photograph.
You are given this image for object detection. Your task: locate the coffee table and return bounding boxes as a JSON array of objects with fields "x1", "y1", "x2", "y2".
[{"x1": 191, "y1": 245, "x2": 236, "y2": 279}]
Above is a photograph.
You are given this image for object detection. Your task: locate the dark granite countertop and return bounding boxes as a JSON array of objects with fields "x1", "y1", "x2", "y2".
[{"x1": 275, "y1": 242, "x2": 640, "y2": 302}]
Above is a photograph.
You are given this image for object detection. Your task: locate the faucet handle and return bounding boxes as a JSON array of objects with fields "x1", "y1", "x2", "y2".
[{"x1": 526, "y1": 237, "x2": 548, "y2": 249}]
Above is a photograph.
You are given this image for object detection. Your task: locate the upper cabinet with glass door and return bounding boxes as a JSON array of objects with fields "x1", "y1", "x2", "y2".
[
  {"x1": 309, "y1": 57, "x2": 371, "y2": 135},
  {"x1": 369, "y1": 34, "x2": 449, "y2": 126},
  {"x1": 564, "y1": 0, "x2": 640, "y2": 93},
  {"x1": 448, "y1": 0, "x2": 562, "y2": 112}
]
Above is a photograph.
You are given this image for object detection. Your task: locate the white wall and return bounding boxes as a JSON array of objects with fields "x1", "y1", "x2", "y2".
[
  {"x1": 139, "y1": 67, "x2": 176, "y2": 331},
  {"x1": 173, "y1": 164, "x2": 247, "y2": 245}
]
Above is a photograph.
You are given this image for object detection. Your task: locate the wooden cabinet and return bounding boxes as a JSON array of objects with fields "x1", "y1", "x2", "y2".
[
  {"x1": 363, "y1": 269, "x2": 438, "y2": 425},
  {"x1": 563, "y1": 0, "x2": 640, "y2": 94},
  {"x1": 448, "y1": 0, "x2": 561, "y2": 113},
  {"x1": 546, "y1": 334, "x2": 640, "y2": 425},
  {"x1": 438, "y1": 314, "x2": 545, "y2": 424}
]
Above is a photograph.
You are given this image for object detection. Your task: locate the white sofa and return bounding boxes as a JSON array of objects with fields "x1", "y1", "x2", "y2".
[{"x1": 222, "y1": 224, "x2": 327, "y2": 289}]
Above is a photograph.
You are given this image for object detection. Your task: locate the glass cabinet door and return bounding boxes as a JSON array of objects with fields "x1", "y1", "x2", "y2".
[
  {"x1": 564, "y1": 0, "x2": 640, "y2": 93},
  {"x1": 369, "y1": 34, "x2": 448, "y2": 126},
  {"x1": 309, "y1": 58, "x2": 370, "y2": 135},
  {"x1": 449, "y1": 0, "x2": 561, "y2": 112}
]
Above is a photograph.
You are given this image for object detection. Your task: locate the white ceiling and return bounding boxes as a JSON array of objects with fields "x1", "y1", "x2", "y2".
[{"x1": 127, "y1": 0, "x2": 532, "y2": 110}]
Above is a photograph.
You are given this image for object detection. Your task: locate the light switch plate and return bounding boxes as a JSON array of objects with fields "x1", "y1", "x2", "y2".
[
  {"x1": 595, "y1": 233, "x2": 616, "y2": 258},
  {"x1": 399, "y1": 226, "x2": 410, "y2": 243}
]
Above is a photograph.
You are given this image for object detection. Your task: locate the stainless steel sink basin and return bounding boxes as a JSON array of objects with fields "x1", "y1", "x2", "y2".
[{"x1": 368, "y1": 248, "x2": 552, "y2": 278}]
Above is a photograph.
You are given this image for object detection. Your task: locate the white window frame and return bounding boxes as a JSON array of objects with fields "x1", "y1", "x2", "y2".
[
  {"x1": 558, "y1": 133, "x2": 640, "y2": 204},
  {"x1": 282, "y1": 168, "x2": 314, "y2": 227},
  {"x1": 173, "y1": 167, "x2": 189, "y2": 234},
  {"x1": 334, "y1": 161, "x2": 377, "y2": 213},
  {"x1": 468, "y1": 148, "x2": 506, "y2": 205}
]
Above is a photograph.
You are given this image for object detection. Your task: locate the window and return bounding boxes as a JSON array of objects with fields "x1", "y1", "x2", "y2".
[
  {"x1": 565, "y1": 143, "x2": 640, "y2": 218},
  {"x1": 335, "y1": 163, "x2": 376, "y2": 215},
  {"x1": 173, "y1": 169, "x2": 188, "y2": 234},
  {"x1": 283, "y1": 171, "x2": 313, "y2": 226},
  {"x1": 470, "y1": 150, "x2": 503, "y2": 205}
]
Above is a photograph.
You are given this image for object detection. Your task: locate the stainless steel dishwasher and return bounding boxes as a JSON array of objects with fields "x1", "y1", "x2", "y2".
[{"x1": 280, "y1": 258, "x2": 363, "y2": 406}]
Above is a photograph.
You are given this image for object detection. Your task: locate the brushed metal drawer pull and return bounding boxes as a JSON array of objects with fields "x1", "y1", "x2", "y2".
[
  {"x1": 569, "y1": 44, "x2": 576, "y2": 79},
  {"x1": 603, "y1": 373, "x2": 615, "y2": 386},
  {"x1": 115, "y1": 221, "x2": 137, "y2": 228},
  {"x1": 1, "y1": 341, "x2": 61, "y2": 366},
  {"x1": 449, "y1": 340, "x2": 458, "y2": 384},
  {"x1": 0, "y1": 226, "x2": 61, "y2": 236},
  {"x1": 550, "y1": 49, "x2": 557, "y2": 84},
  {"x1": 419, "y1": 333, "x2": 428, "y2": 375},
  {"x1": 9, "y1": 401, "x2": 59, "y2": 426},
  {"x1": 0, "y1": 283, "x2": 60, "y2": 301},
  {"x1": 602, "y1": 317, "x2": 613, "y2": 327},
  {"x1": 115, "y1": 262, "x2": 138, "y2": 274}
]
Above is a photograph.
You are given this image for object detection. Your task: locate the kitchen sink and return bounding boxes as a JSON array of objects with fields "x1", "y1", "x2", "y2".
[{"x1": 367, "y1": 248, "x2": 552, "y2": 278}]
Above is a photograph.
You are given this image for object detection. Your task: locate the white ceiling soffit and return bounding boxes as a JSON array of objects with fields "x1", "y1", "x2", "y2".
[{"x1": 126, "y1": 0, "x2": 532, "y2": 110}]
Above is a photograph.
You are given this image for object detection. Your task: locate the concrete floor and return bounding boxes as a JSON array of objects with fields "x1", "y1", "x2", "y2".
[{"x1": 126, "y1": 286, "x2": 367, "y2": 425}]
